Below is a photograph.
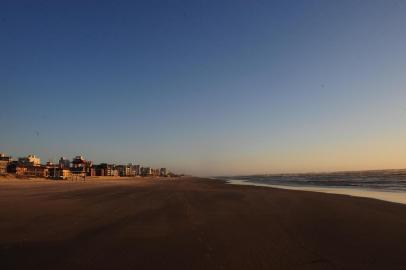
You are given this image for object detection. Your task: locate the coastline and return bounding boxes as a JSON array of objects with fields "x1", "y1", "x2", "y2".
[
  {"x1": 225, "y1": 178, "x2": 406, "y2": 205},
  {"x1": 1, "y1": 176, "x2": 406, "y2": 269}
]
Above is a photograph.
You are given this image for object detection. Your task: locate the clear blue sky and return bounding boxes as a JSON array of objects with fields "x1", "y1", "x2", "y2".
[{"x1": 1, "y1": 0, "x2": 406, "y2": 176}]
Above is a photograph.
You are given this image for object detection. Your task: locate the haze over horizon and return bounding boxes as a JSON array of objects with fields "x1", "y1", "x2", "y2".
[{"x1": 2, "y1": 0, "x2": 406, "y2": 176}]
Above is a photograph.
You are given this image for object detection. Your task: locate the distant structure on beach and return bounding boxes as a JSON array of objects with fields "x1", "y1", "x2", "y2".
[
  {"x1": 0, "y1": 152, "x2": 177, "y2": 180},
  {"x1": 0, "y1": 161, "x2": 7, "y2": 174},
  {"x1": 59, "y1": 157, "x2": 70, "y2": 169},
  {"x1": 116, "y1": 164, "x2": 135, "y2": 177},
  {"x1": 0, "y1": 153, "x2": 12, "y2": 162},
  {"x1": 160, "y1": 168, "x2": 168, "y2": 176},
  {"x1": 132, "y1": 164, "x2": 141, "y2": 176},
  {"x1": 0, "y1": 153, "x2": 12, "y2": 175},
  {"x1": 18, "y1": 154, "x2": 41, "y2": 166},
  {"x1": 94, "y1": 163, "x2": 117, "y2": 176},
  {"x1": 141, "y1": 167, "x2": 152, "y2": 176},
  {"x1": 71, "y1": 156, "x2": 87, "y2": 176},
  {"x1": 48, "y1": 167, "x2": 71, "y2": 180}
]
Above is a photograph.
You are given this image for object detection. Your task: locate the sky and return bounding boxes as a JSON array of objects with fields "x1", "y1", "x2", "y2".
[{"x1": 1, "y1": 0, "x2": 406, "y2": 176}]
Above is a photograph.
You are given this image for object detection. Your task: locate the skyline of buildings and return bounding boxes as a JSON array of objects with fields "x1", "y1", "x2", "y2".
[{"x1": 0, "y1": 152, "x2": 174, "y2": 180}]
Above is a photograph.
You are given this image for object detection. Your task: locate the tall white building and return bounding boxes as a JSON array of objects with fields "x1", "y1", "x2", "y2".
[
  {"x1": 27, "y1": 155, "x2": 41, "y2": 166},
  {"x1": 19, "y1": 154, "x2": 41, "y2": 166}
]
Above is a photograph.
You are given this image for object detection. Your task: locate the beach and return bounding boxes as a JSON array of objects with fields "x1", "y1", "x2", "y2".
[
  {"x1": 226, "y1": 179, "x2": 406, "y2": 205},
  {"x1": 1, "y1": 177, "x2": 406, "y2": 270}
]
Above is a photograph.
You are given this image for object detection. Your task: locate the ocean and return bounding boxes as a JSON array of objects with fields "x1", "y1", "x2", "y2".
[{"x1": 217, "y1": 169, "x2": 406, "y2": 205}]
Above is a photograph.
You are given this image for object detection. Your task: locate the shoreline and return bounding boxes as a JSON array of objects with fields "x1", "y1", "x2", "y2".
[
  {"x1": 225, "y1": 178, "x2": 406, "y2": 205},
  {"x1": 2, "y1": 174, "x2": 406, "y2": 205}
]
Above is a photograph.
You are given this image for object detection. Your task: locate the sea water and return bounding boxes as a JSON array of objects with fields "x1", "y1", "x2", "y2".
[{"x1": 217, "y1": 169, "x2": 406, "y2": 205}]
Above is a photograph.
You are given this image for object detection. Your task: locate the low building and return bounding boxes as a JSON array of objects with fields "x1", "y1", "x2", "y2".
[
  {"x1": 6, "y1": 161, "x2": 19, "y2": 173},
  {"x1": 88, "y1": 167, "x2": 96, "y2": 176},
  {"x1": 0, "y1": 153, "x2": 12, "y2": 162},
  {"x1": 85, "y1": 161, "x2": 95, "y2": 176},
  {"x1": 59, "y1": 157, "x2": 70, "y2": 169},
  {"x1": 15, "y1": 166, "x2": 27, "y2": 176},
  {"x1": 16, "y1": 165, "x2": 48, "y2": 178},
  {"x1": 0, "y1": 153, "x2": 11, "y2": 174},
  {"x1": 160, "y1": 168, "x2": 168, "y2": 177},
  {"x1": 71, "y1": 156, "x2": 86, "y2": 175},
  {"x1": 0, "y1": 160, "x2": 8, "y2": 174},
  {"x1": 94, "y1": 164, "x2": 104, "y2": 176},
  {"x1": 49, "y1": 167, "x2": 71, "y2": 180},
  {"x1": 152, "y1": 168, "x2": 159, "y2": 176}
]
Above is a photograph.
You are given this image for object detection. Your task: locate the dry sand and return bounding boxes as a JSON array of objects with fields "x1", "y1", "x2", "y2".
[{"x1": 0, "y1": 177, "x2": 406, "y2": 270}]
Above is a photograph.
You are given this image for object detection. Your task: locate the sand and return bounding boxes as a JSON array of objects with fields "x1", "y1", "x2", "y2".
[{"x1": 0, "y1": 177, "x2": 406, "y2": 270}]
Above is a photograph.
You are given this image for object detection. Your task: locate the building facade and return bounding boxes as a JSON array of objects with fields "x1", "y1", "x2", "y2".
[
  {"x1": 16, "y1": 165, "x2": 48, "y2": 178},
  {"x1": 95, "y1": 163, "x2": 118, "y2": 176},
  {"x1": 160, "y1": 168, "x2": 168, "y2": 176},
  {"x1": 0, "y1": 153, "x2": 12, "y2": 162},
  {"x1": 116, "y1": 165, "x2": 130, "y2": 176},
  {"x1": 49, "y1": 167, "x2": 71, "y2": 180},
  {"x1": 131, "y1": 165, "x2": 141, "y2": 176},
  {"x1": 18, "y1": 154, "x2": 41, "y2": 166},
  {"x1": 59, "y1": 157, "x2": 70, "y2": 169},
  {"x1": 71, "y1": 156, "x2": 87, "y2": 176},
  {"x1": 141, "y1": 167, "x2": 152, "y2": 176},
  {"x1": 0, "y1": 160, "x2": 8, "y2": 174}
]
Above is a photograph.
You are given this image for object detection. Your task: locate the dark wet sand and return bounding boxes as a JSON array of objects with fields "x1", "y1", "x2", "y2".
[{"x1": 0, "y1": 177, "x2": 406, "y2": 270}]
